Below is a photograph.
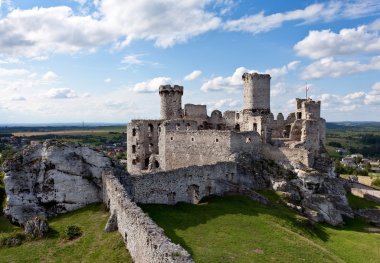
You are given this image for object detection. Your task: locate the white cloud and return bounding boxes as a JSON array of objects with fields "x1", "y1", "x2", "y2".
[
  {"x1": 364, "y1": 82, "x2": 380, "y2": 105},
  {"x1": 224, "y1": 3, "x2": 327, "y2": 34},
  {"x1": 271, "y1": 82, "x2": 287, "y2": 97},
  {"x1": 201, "y1": 61, "x2": 299, "y2": 92},
  {"x1": 212, "y1": 98, "x2": 240, "y2": 109},
  {"x1": 0, "y1": 57, "x2": 21, "y2": 64},
  {"x1": 201, "y1": 67, "x2": 249, "y2": 92},
  {"x1": 0, "y1": 1, "x2": 222, "y2": 58},
  {"x1": 224, "y1": 1, "x2": 380, "y2": 34},
  {"x1": 103, "y1": 0, "x2": 221, "y2": 48},
  {"x1": 0, "y1": 6, "x2": 113, "y2": 58},
  {"x1": 294, "y1": 26, "x2": 380, "y2": 59},
  {"x1": 0, "y1": 67, "x2": 28, "y2": 77},
  {"x1": 301, "y1": 56, "x2": 380, "y2": 80},
  {"x1": 42, "y1": 71, "x2": 58, "y2": 82},
  {"x1": 121, "y1": 54, "x2": 143, "y2": 65},
  {"x1": 10, "y1": 95, "x2": 26, "y2": 101},
  {"x1": 132, "y1": 76, "x2": 171, "y2": 93},
  {"x1": 104, "y1": 78, "x2": 112, "y2": 83},
  {"x1": 184, "y1": 70, "x2": 202, "y2": 81},
  {"x1": 266, "y1": 61, "x2": 300, "y2": 79},
  {"x1": 45, "y1": 88, "x2": 78, "y2": 99}
]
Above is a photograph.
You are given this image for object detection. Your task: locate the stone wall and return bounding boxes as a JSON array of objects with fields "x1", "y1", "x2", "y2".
[
  {"x1": 102, "y1": 171, "x2": 194, "y2": 263},
  {"x1": 184, "y1": 104, "x2": 207, "y2": 126},
  {"x1": 262, "y1": 144, "x2": 311, "y2": 168},
  {"x1": 158, "y1": 129, "x2": 261, "y2": 171},
  {"x1": 159, "y1": 130, "x2": 233, "y2": 170},
  {"x1": 127, "y1": 120, "x2": 162, "y2": 174},
  {"x1": 130, "y1": 162, "x2": 240, "y2": 204}
]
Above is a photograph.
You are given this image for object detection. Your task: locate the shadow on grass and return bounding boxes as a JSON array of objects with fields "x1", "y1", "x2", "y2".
[{"x1": 139, "y1": 194, "x2": 332, "y2": 257}]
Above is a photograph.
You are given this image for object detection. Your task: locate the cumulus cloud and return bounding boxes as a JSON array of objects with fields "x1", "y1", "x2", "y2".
[
  {"x1": 223, "y1": 1, "x2": 380, "y2": 34},
  {"x1": 121, "y1": 54, "x2": 144, "y2": 65},
  {"x1": 45, "y1": 88, "x2": 78, "y2": 99},
  {"x1": 271, "y1": 82, "x2": 287, "y2": 97},
  {"x1": 0, "y1": 67, "x2": 29, "y2": 77},
  {"x1": 201, "y1": 61, "x2": 299, "y2": 92},
  {"x1": 301, "y1": 56, "x2": 380, "y2": 80},
  {"x1": 132, "y1": 76, "x2": 171, "y2": 93},
  {"x1": 364, "y1": 82, "x2": 380, "y2": 105},
  {"x1": 42, "y1": 71, "x2": 58, "y2": 82},
  {"x1": 224, "y1": 3, "x2": 328, "y2": 34},
  {"x1": 10, "y1": 95, "x2": 26, "y2": 101},
  {"x1": 316, "y1": 84, "x2": 380, "y2": 113},
  {"x1": 184, "y1": 70, "x2": 202, "y2": 81},
  {"x1": 294, "y1": 26, "x2": 380, "y2": 59},
  {"x1": 212, "y1": 98, "x2": 240, "y2": 108},
  {"x1": 0, "y1": 1, "x2": 378, "y2": 58},
  {"x1": 201, "y1": 67, "x2": 249, "y2": 92},
  {"x1": 0, "y1": 1, "x2": 223, "y2": 57},
  {"x1": 0, "y1": 6, "x2": 113, "y2": 58},
  {"x1": 103, "y1": 0, "x2": 221, "y2": 48}
]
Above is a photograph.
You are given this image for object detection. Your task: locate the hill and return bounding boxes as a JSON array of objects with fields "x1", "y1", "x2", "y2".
[
  {"x1": 0, "y1": 204, "x2": 132, "y2": 263},
  {"x1": 141, "y1": 193, "x2": 380, "y2": 263}
]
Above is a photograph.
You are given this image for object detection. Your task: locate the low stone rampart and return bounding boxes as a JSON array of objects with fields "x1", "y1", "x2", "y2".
[
  {"x1": 102, "y1": 171, "x2": 194, "y2": 263},
  {"x1": 130, "y1": 162, "x2": 241, "y2": 204}
]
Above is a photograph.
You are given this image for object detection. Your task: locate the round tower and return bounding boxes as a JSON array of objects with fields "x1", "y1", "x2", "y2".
[
  {"x1": 159, "y1": 85, "x2": 183, "y2": 120},
  {"x1": 242, "y1": 73, "x2": 271, "y2": 114}
]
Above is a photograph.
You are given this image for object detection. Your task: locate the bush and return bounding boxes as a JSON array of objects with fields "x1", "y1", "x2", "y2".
[
  {"x1": 328, "y1": 141, "x2": 342, "y2": 148},
  {"x1": 0, "y1": 232, "x2": 26, "y2": 247},
  {"x1": 63, "y1": 225, "x2": 82, "y2": 240},
  {"x1": 371, "y1": 178, "x2": 380, "y2": 188},
  {"x1": 0, "y1": 171, "x2": 5, "y2": 213}
]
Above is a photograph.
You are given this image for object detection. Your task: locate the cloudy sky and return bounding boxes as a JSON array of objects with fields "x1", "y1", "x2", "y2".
[{"x1": 0, "y1": 0, "x2": 379, "y2": 124}]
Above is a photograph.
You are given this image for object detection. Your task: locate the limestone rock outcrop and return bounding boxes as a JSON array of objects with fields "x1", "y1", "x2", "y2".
[
  {"x1": 270, "y1": 161, "x2": 354, "y2": 226},
  {"x1": 3, "y1": 140, "x2": 113, "y2": 225}
]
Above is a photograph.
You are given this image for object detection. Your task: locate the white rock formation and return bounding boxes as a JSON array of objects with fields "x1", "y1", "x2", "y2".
[{"x1": 3, "y1": 140, "x2": 113, "y2": 225}]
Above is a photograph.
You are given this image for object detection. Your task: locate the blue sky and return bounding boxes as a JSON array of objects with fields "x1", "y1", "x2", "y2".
[{"x1": 0, "y1": 0, "x2": 379, "y2": 123}]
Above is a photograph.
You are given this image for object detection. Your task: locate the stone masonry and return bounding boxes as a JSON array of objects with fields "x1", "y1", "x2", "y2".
[{"x1": 127, "y1": 72, "x2": 326, "y2": 174}]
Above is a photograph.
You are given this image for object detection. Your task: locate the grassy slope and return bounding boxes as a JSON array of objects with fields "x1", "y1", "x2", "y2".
[
  {"x1": 0, "y1": 204, "x2": 132, "y2": 263},
  {"x1": 141, "y1": 193, "x2": 380, "y2": 263}
]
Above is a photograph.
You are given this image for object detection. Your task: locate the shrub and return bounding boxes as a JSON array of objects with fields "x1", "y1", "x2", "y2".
[
  {"x1": 0, "y1": 232, "x2": 26, "y2": 247},
  {"x1": 63, "y1": 225, "x2": 82, "y2": 240},
  {"x1": 0, "y1": 171, "x2": 5, "y2": 213},
  {"x1": 371, "y1": 178, "x2": 380, "y2": 188}
]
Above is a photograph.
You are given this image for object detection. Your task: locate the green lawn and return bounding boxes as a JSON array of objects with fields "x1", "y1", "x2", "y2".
[
  {"x1": 0, "y1": 204, "x2": 132, "y2": 263},
  {"x1": 141, "y1": 194, "x2": 380, "y2": 263}
]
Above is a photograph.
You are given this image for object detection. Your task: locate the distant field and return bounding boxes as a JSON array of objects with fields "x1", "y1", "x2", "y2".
[
  {"x1": 11, "y1": 126, "x2": 126, "y2": 137},
  {"x1": 13, "y1": 129, "x2": 124, "y2": 137},
  {"x1": 0, "y1": 204, "x2": 132, "y2": 263},
  {"x1": 141, "y1": 193, "x2": 380, "y2": 263}
]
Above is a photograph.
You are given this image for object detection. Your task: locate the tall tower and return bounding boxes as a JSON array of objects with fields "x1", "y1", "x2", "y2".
[
  {"x1": 159, "y1": 85, "x2": 183, "y2": 120},
  {"x1": 242, "y1": 73, "x2": 271, "y2": 115}
]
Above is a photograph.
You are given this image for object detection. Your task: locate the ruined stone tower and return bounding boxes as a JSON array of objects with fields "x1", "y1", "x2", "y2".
[
  {"x1": 242, "y1": 73, "x2": 271, "y2": 115},
  {"x1": 159, "y1": 85, "x2": 183, "y2": 120}
]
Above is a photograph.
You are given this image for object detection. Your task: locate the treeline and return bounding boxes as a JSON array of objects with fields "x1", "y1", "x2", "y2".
[
  {"x1": 27, "y1": 134, "x2": 125, "y2": 147},
  {"x1": 335, "y1": 162, "x2": 369, "y2": 176}
]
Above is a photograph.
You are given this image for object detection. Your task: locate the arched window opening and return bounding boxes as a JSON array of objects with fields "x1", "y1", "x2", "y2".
[{"x1": 132, "y1": 145, "x2": 136, "y2": 153}]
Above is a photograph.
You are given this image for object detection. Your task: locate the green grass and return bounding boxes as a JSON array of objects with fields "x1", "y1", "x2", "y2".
[
  {"x1": 346, "y1": 192, "x2": 380, "y2": 210},
  {"x1": 0, "y1": 203, "x2": 132, "y2": 263},
  {"x1": 141, "y1": 194, "x2": 380, "y2": 263}
]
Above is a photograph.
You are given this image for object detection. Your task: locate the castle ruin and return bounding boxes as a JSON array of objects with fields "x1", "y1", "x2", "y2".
[{"x1": 127, "y1": 72, "x2": 326, "y2": 174}]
